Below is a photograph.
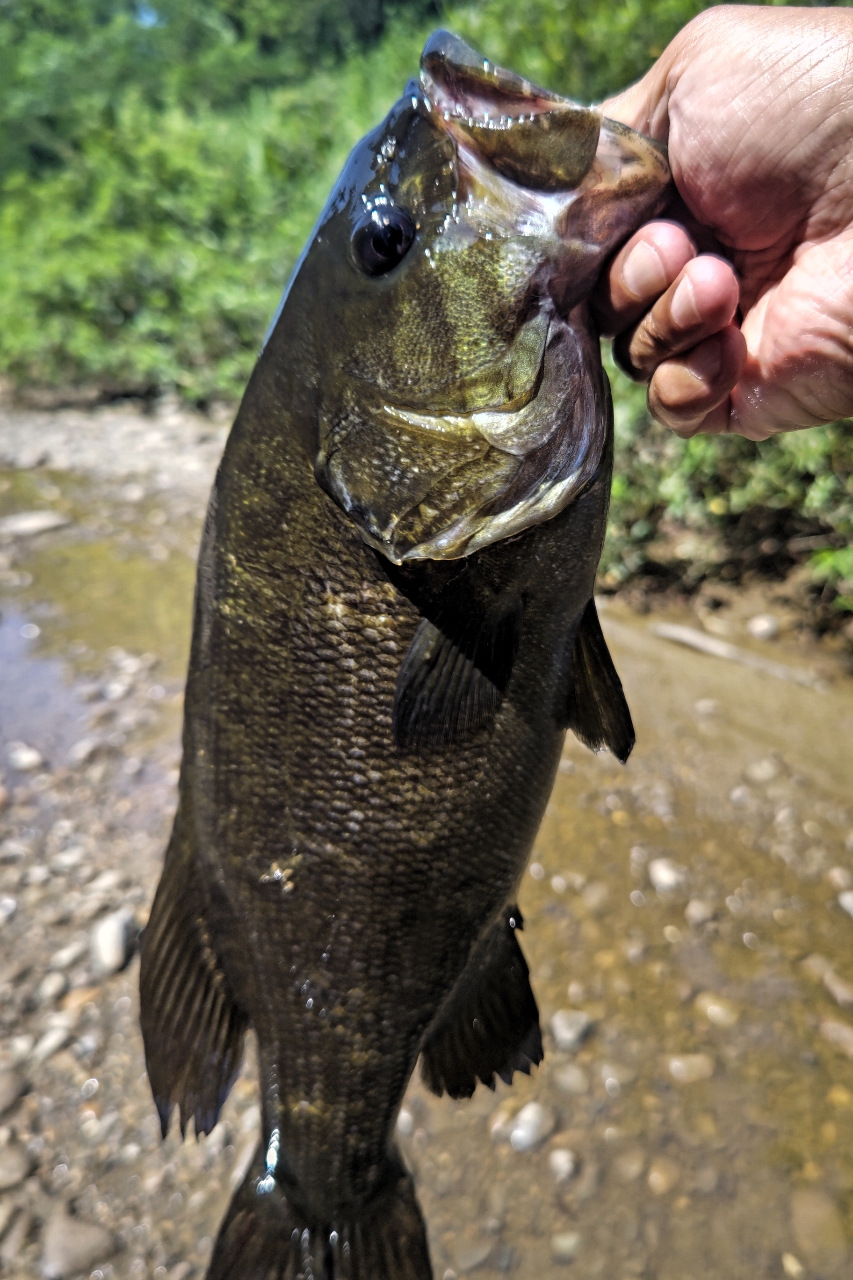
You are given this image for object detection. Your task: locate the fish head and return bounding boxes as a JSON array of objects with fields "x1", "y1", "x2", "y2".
[{"x1": 274, "y1": 31, "x2": 670, "y2": 564}]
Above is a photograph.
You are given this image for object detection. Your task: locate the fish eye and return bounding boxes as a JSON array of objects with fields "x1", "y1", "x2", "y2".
[{"x1": 351, "y1": 209, "x2": 416, "y2": 276}]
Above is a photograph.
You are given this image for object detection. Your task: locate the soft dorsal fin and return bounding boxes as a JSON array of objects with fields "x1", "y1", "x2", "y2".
[
  {"x1": 565, "y1": 598, "x2": 635, "y2": 764},
  {"x1": 393, "y1": 605, "x2": 521, "y2": 751}
]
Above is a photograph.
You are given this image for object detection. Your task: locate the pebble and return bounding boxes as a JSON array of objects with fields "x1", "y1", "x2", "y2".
[
  {"x1": 820, "y1": 1019, "x2": 853, "y2": 1058},
  {"x1": 613, "y1": 1147, "x2": 645, "y2": 1183},
  {"x1": 41, "y1": 1205, "x2": 117, "y2": 1279},
  {"x1": 648, "y1": 858, "x2": 685, "y2": 892},
  {"x1": 90, "y1": 907, "x2": 139, "y2": 975},
  {"x1": 790, "y1": 1188, "x2": 847, "y2": 1268},
  {"x1": 0, "y1": 896, "x2": 16, "y2": 925},
  {"x1": 6, "y1": 741, "x2": 43, "y2": 772},
  {"x1": 747, "y1": 613, "x2": 779, "y2": 640},
  {"x1": 49, "y1": 936, "x2": 89, "y2": 971},
  {"x1": 508, "y1": 1101, "x2": 555, "y2": 1152},
  {"x1": 550, "y1": 1009, "x2": 593, "y2": 1052},
  {"x1": 551, "y1": 1231, "x2": 582, "y2": 1263},
  {"x1": 0, "y1": 1207, "x2": 32, "y2": 1265},
  {"x1": 453, "y1": 1238, "x2": 493, "y2": 1272},
  {"x1": 0, "y1": 1140, "x2": 33, "y2": 1190},
  {"x1": 647, "y1": 1156, "x2": 680, "y2": 1195},
  {"x1": 0, "y1": 509, "x2": 69, "y2": 538},
  {"x1": 694, "y1": 992, "x2": 739, "y2": 1028},
  {"x1": 668, "y1": 1053, "x2": 714, "y2": 1084},
  {"x1": 547, "y1": 1149, "x2": 576, "y2": 1183},
  {"x1": 684, "y1": 897, "x2": 713, "y2": 926},
  {"x1": 0, "y1": 1068, "x2": 25, "y2": 1117},
  {"x1": 838, "y1": 891, "x2": 853, "y2": 918},
  {"x1": 553, "y1": 1063, "x2": 588, "y2": 1095},
  {"x1": 781, "y1": 1254, "x2": 804, "y2": 1278},
  {"x1": 36, "y1": 971, "x2": 68, "y2": 1005},
  {"x1": 32, "y1": 1017, "x2": 75, "y2": 1064},
  {"x1": 828, "y1": 866, "x2": 853, "y2": 891},
  {"x1": 746, "y1": 757, "x2": 779, "y2": 783},
  {"x1": 68, "y1": 737, "x2": 100, "y2": 765}
]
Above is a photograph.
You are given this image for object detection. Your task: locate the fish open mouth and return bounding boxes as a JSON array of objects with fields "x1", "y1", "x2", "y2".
[{"x1": 420, "y1": 31, "x2": 601, "y2": 192}]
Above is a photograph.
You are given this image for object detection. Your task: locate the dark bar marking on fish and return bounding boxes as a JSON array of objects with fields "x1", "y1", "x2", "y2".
[
  {"x1": 564, "y1": 598, "x2": 635, "y2": 764},
  {"x1": 420, "y1": 905, "x2": 542, "y2": 1099},
  {"x1": 139, "y1": 814, "x2": 248, "y2": 1140},
  {"x1": 209, "y1": 1148, "x2": 431, "y2": 1280}
]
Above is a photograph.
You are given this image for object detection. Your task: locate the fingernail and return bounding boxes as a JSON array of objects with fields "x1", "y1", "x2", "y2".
[
  {"x1": 670, "y1": 274, "x2": 698, "y2": 329},
  {"x1": 687, "y1": 339, "x2": 722, "y2": 384},
  {"x1": 621, "y1": 240, "x2": 667, "y2": 300}
]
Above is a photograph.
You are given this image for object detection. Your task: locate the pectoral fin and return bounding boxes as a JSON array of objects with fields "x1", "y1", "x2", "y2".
[
  {"x1": 421, "y1": 906, "x2": 542, "y2": 1099},
  {"x1": 139, "y1": 811, "x2": 248, "y2": 1138},
  {"x1": 564, "y1": 598, "x2": 635, "y2": 764}
]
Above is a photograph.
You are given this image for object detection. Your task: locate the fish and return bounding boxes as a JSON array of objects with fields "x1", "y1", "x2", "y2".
[{"x1": 139, "y1": 29, "x2": 670, "y2": 1280}]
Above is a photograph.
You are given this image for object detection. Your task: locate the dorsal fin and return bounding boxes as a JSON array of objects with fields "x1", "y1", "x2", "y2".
[{"x1": 564, "y1": 598, "x2": 635, "y2": 763}]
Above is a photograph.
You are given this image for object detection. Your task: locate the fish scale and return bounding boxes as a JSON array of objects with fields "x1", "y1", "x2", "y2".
[{"x1": 139, "y1": 28, "x2": 669, "y2": 1280}]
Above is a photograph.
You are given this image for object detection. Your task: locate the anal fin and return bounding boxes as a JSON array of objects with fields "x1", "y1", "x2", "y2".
[
  {"x1": 139, "y1": 815, "x2": 248, "y2": 1138},
  {"x1": 420, "y1": 906, "x2": 542, "y2": 1099},
  {"x1": 565, "y1": 597, "x2": 635, "y2": 764}
]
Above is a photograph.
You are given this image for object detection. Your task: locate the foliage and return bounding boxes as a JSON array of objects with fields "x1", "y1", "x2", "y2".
[{"x1": 0, "y1": 0, "x2": 851, "y2": 607}]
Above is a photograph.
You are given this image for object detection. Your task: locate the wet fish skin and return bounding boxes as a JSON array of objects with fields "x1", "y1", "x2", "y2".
[{"x1": 139, "y1": 30, "x2": 669, "y2": 1280}]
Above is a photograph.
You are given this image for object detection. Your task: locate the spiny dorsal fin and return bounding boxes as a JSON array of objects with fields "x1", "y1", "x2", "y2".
[
  {"x1": 565, "y1": 598, "x2": 635, "y2": 764},
  {"x1": 420, "y1": 905, "x2": 542, "y2": 1099}
]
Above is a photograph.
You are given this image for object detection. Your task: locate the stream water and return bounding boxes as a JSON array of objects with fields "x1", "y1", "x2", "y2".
[{"x1": 0, "y1": 428, "x2": 851, "y2": 1280}]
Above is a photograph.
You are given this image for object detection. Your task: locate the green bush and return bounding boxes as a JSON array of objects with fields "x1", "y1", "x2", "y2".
[{"x1": 0, "y1": 0, "x2": 851, "y2": 614}]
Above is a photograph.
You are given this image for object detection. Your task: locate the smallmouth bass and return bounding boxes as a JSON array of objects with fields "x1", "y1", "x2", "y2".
[{"x1": 140, "y1": 31, "x2": 669, "y2": 1280}]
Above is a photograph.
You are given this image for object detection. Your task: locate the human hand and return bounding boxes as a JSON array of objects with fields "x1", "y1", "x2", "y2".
[{"x1": 592, "y1": 4, "x2": 853, "y2": 440}]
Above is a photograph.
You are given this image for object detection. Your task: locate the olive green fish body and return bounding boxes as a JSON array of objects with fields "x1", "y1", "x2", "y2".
[{"x1": 140, "y1": 31, "x2": 669, "y2": 1280}]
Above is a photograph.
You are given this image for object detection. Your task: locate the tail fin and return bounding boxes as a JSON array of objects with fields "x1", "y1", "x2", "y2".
[{"x1": 208, "y1": 1146, "x2": 432, "y2": 1280}]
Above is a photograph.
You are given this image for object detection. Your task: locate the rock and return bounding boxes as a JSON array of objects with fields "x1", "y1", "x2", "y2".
[
  {"x1": 0, "y1": 510, "x2": 68, "y2": 538},
  {"x1": 613, "y1": 1147, "x2": 645, "y2": 1183},
  {"x1": 790, "y1": 1188, "x2": 847, "y2": 1269},
  {"x1": 599, "y1": 1062, "x2": 635, "y2": 1096},
  {"x1": 68, "y1": 737, "x2": 100, "y2": 766},
  {"x1": 684, "y1": 898, "x2": 713, "y2": 926},
  {"x1": 550, "y1": 1009, "x2": 593, "y2": 1052},
  {"x1": 781, "y1": 1255, "x2": 804, "y2": 1279},
  {"x1": 746, "y1": 757, "x2": 779, "y2": 783},
  {"x1": 828, "y1": 866, "x2": 853, "y2": 891},
  {"x1": 49, "y1": 845, "x2": 86, "y2": 873},
  {"x1": 0, "y1": 1140, "x2": 33, "y2": 1191},
  {"x1": 41, "y1": 1206, "x2": 117, "y2": 1279},
  {"x1": 668, "y1": 1053, "x2": 714, "y2": 1083},
  {"x1": 694, "y1": 992, "x2": 739, "y2": 1028},
  {"x1": 647, "y1": 1156, "x2": 680, "y2": 1196},
  {"x1": 89, "y1": 907, "x2": 139, "y2": 975},
  {"x1": 551, "y1": 1232, "x2": 582, "y2": 1263},
  {"x1": 548, "y1": 1149, "x2": 577, "y2": 1183},
  {"x1": 648, "y1": 858, "x2": 685, "y2": 892},
  {"x1": 821, "y1": 1020, "x2": 853, "y2": 1059},
  {"x1": 838, "y1": 891, "x2": 853, "y2": 918},
  {"x1": 823, "y1": 968, "x2": 853, "y2": 1008},
  {"x1": 0, "y1": 1068, "x2": 25, "y2": 1117},
  {"x1": 49, "y1": 937, "x2": 89, "y2": 971},
  {"x1": 453, "y1": 1238, "x2": 494, "y2": 1272},
  {"x1": 509, "y1": 1101, "x2": 555, "y2": 1152},
  {"x1": 6, "y1": 742, "x2": 43, "y2": 772},
  {"x1": 0, "y1": 1208, "x2": 32, "y2": 1265},
  {"x1": 32, "y1": 1019, "x2": 74, "y2": 1064},
  {"x1": 746, "y1": 613, "x2": 778, "y2": 640},
  {"x1": 553, "y1": 1064, "x2": 588, "y2": 1095},
  {"x1": 0, "y1": 896, "x2": 16, "y2": 925},
  {"x1": 36, "y1": 971, "x2": 68, "y2": 1005}
]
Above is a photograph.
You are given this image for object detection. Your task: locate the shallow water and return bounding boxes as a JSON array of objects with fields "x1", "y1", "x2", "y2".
[{"x1": 1, "y1": 460, "x2": 852, "y2": 1280}]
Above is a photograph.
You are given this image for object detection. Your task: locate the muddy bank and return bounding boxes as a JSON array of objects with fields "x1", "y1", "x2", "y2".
[{"x1": 1, "y1": 402, "x2": 853, "y2": 1280}]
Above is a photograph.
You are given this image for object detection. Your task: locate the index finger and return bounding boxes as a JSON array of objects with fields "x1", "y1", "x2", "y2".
[{"x1": 592, "y1": 220, "x2": 697, "y2": 338}]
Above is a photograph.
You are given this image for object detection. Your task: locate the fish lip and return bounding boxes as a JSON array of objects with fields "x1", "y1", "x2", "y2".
[{"x1": 420, "y1": 29, "x2": 567, "y2": 125}]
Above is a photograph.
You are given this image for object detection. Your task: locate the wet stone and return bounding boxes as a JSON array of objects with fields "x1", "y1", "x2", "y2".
[
  {"x1": 508, "y1": 1101, "x2": 555, "y2": 1152},
  {"x1": 36, "y1": 971, "x2": 68, "y2": 1005},
  {"x1": 684, "y1": 897, "x2": 713, "y2": 926},
  {"x1": 548, "y1": 1149, "x2": 576, "y2": 1183},
  {"x1": 0, "y1": 1069, "x2": 25, "y2": 1117},
  {"x1": 648, "y1": 858, "x2": 685, "y2": 892},
  {"x1": 550, "y1": 1009, "x2": 593, "y2": 1052},
  {"x1": 668, "y1": 1053, "x2": 714, "y2": 1084},
  {"x1": 41, "y1": 1206, "x2": 117, "y2": 1279},
  {"x1": 551, "y1": 1231, "x2": 582, "y2": 1263},
  {"x1": 694, "y1": 992, "x2": 739, "y2": 1028},
  {"x1": 647, "y1": 1156, "x2": 680, "y2": 1196},
  {"x1": 0, "y1": 1140, "x2": 33, "y2": 1191},
  {"x1": 89, "y1": 907, "x2": 139, "y2": 975},
  {"x1": 790, "y1": 1188, "x2": 847, "y2": 1270}
]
